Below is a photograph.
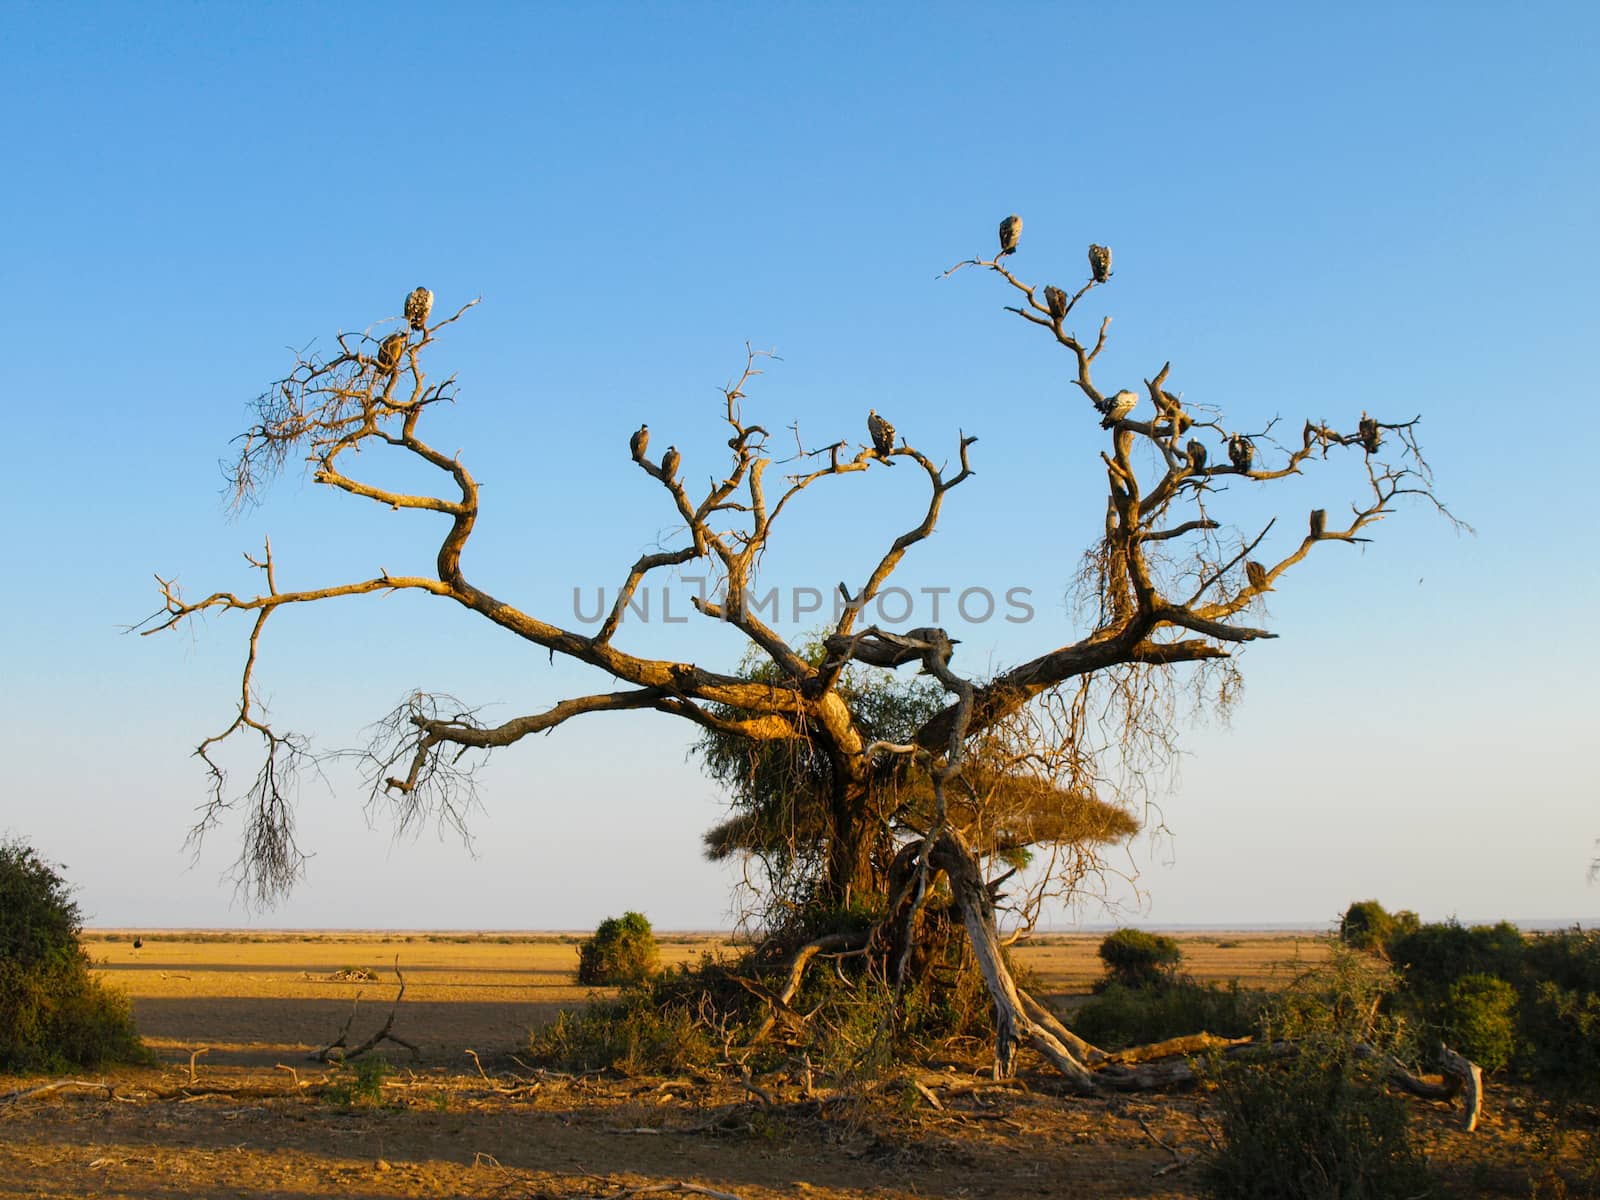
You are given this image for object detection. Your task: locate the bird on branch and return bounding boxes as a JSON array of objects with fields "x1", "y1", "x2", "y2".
[
  {"x1": 660, "y1": 446, "x2": 681, "y2": 480},
  {"x1": 375, "y1": 332, "x2": 407, "y2": 377},
  {"x1": 1310, "y1": 508, "x2": 1327, "y2": 539},
  {"x1": 1227, "y1": 434, "x2": 1255, "y2": 472},
  {"x1": 1359, "y1": 413, "x2": 1382, "y2": 455},
  {"x1": 404, "y1": 286, "x2": 433, "y2": 332},
  {"x1": 1187, "y1": 439, "x2": 1208, "y2": 471},
  {"x1": 1044, "y1": 285, "x2": 1068, "y2": 320},
  {"x1": 630, "y1": 423, "x2": 649, "y2": 461},
  {"x1": 1099, "y1": 389, "x2": 1137, "y2": 429},
  {"x1": 1088, "y1": 243, "x2": 1113, "y2": 283},
  {"x1": 1245, "y1": 560, "x2": 1270, "y2": 591},
  {"x1": 998, "y1": 214, "x2": 1022, "y2": 257},
  {"x1": 868, "y1": 408, "x2": 897, "y2": 462}
]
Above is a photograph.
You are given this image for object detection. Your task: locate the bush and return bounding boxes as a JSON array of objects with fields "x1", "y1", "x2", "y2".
[
  {"x1": 1203, "y1": 946, "x2": 1431, "y2": 1200},
  {"x1": 531, "y1": 956, "x2": 728, "y2": 1075},
  {"x1": 575, "y1": 911, "x2": 659, "y2": 987},
  {"x1": 0, "y1": 839, "x2": 145, "y2": 1071},
  {"x1": 1071, "y1": 979, "x2": 1262, "y2": 1051},
  {"x1": 1440, "y1": 972, "x2": 1518, "y2": 1072},
  {"x1": 1389, "y1": 918, "x2": 1525, "y2": 1002},
  {"x1": 1096, "y1": 928, "x2": 1182, "y2": 990}
]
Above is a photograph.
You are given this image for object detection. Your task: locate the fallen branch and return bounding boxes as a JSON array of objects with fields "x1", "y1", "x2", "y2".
[
  {"x1": 0, "y1": 1079, "x2": 115, "y2": 1105},
  {"x1": 311, "y1": 955, "x2": 418, "y2": 1062}
]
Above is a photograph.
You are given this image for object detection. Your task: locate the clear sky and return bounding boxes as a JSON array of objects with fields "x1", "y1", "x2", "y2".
[{"x1": 2, "y1": 2, "x2": 1596, "y2": 932}]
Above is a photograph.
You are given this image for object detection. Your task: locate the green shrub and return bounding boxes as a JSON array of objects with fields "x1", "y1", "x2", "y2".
[
  {"x1": 1096, "y1": 928, "x2": 1182, "y2": 990},
  {"x1": 575, "y1": 912, "x2": 659, "y2": 987},
  {"x1": 1338, "y1": 901, "x2": 1397, "y2": 954},
  {"x1": 1071, "y1": 979, "x2": 1262, "y2": 1051},
  {"x1": 531, "y1": 958, "x2": 724, "y2": 1075},
  {"x1": 0, "y1": 839, "x2": 146, "y2": 1071},
  {"x1": 1203, "y1": 946, "x2": 1430, "y2": 1200},
  {"x1": 1440, "y1": 972, "x2": 1518, "y2": 1072},
  {"x1": 1389, "y1": 918, "x2": 1525, "y2": 1003}
]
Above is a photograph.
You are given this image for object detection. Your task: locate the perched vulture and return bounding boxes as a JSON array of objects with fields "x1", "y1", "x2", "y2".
[
  {"x1": 867, "y1": 408, "x2": 896, "y2": 458},
  {"x1": 1227, "y1": 434, "x2": 1255, "y2": 472},
  {"x1": 629, "y1": 423, "x2": 649, "y2": 461},
  {"x1": 1088, "y1": 243, "x2": 1113, "y2": 283},
  {"x1": 375, "y1": 332, "x2": 407, "y2": 376},
  {"x1": 1187, "y1": 439, "x2": 1208, "y2": 471},
  {"x1": 1359, "y1": 413, "x2": 1382, "y2": 454},
  {"x1": 660, "y1": 445, "x2": 681, "y2": 480},
  {"x1": 404, "y1": 286, "x2": 433, "y2": 332},
  {"x1": 1245, "y1": 560, "x2": 1270, "y2": 591},
  {"x1": 1310, "y1": 508, "x2": 1327, "y2": 539},
  {"x1": 998, "y1": 214, "x2": 1022, "y2": 256},
  {"x1": 1044, "y1": 285, "x2": 1069, "y2": 320},
  {"x1": 1099, "y1": 389, "x2": 1138, "y2": 429}
]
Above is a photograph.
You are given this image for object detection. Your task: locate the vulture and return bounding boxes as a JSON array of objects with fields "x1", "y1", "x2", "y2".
[
  {"x1": 1088, "y1": 243, "x2": 1113, "y2": 283},
  {"x1": 404, "y1": 286, "x2": 433, "y2": 332},
  {"x1": 868, "y1": 408, "x2": 896, "y2": 458},
  {"x1": 1044, "y1": 285, "x2": 1068, "y2": 320},
  {"x1": 660, "y1": 446, "x2": 681, "y2": 480},
  {"x1": 1245, "y1": 560, "x2": 1270, "y2": 591},
  {"x1": 1359, "y1": 413, "x2": 1382, "y2": 454},
  {"x1": 375, "y1": 332, "x2": 407, "y2": 376},
  {"x1": 1227, "y1": 434, "x2": 1254, "y2": 472},
  {"x1": 1187, "y1": 439, "x2": 1208, "y2": 471},
  {"x1": 629, "y1": 423, "x2": 649, "y2": 461},
  {"x1": 998, "y1": 214, "x2": 1023, "y2": 256},
  {"x1": 1099, "y1": 389, "x2": 1138, "y2": 429},
  {"x1": 1310, "y1": 508, "x2": 1327, "y2": 539}
]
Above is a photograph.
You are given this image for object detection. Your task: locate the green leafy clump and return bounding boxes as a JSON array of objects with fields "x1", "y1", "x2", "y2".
[
  {"x1": 0, "y1": 839, "x2": 147, "y2": 1072},
  {"x1": 1096, "y1": 928, "x2": 1183, "y2": 990},
  {"x1": 531, "y1": 956, "x2": 730, "y2": 1075},
  {"x1": 1337, "y1": 899, "x2": 1418, "y2": 955},
  {"x1": 1202, "y1": 947, "x2": 1431, "y2": 1200},
  {"x1": 575, "y1": 911, "x2": 659, "y2": 987},
  {"x1": 1440, "y1": 972, "x2": 1518, "y2": 1072},
  {"x1": 325, "y1": 1053, "x2": 392, "y2": 1106},
  {"x1": 1070, "y1": 978, "x2": 1262, "y2": 1051}
]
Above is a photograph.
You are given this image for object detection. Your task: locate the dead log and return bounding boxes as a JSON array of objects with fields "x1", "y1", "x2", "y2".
[
  {"x1": 311, "y1": 955, "x2": 419, "y2": 1062},
  {"x1": 1439, "y1": 1043, "x2": 1483, "y2": 1132}
]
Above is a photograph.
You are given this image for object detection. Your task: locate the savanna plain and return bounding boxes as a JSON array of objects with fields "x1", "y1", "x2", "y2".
[{"x1": 0, "y1": 930, "x2": 1582, "y2": 1199}]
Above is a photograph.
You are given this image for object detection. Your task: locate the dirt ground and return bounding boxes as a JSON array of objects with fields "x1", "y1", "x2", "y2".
[{"x1": 0, "y1": 932, "x2": 1580, "y2": 1199}]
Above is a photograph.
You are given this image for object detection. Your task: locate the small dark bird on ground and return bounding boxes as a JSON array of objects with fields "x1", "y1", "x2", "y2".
[
  {"x1": 630, "y1": 423, "x2": 649, "y2": 460},
  {"x1": 1228, "y1": 434, "x2": 1254, "y2": 472},
  {"x1": 660, "y1": 446, "x2": 680, "y2": 480},
  {"x1": 1310, "y1": 508, "x2": 1327, "y2": 538},
  {"x1": 1044, "y1": 285, "x2": 1068, "y2": 320},
  {"x1": 998, "y1": 214, "x2": 1022, "y2": 256},
  {"x1": 375, "y1": 332, "x2": 407, "y2": 376},
  {"x1": 1359, "y1": 413, "x2": 1382, "y2": 454},
  {"x1": 1187, "y1": 439, "x2": 1208, "y2": 471},
  {"x1": 867, "y1": 408, "x2": 896, "y2": 459},
  {"x1": 404, "y1": 286, "x2": 433, "y2": 332},
  {"x1": 1088, "y1": 243, "x2": 1113, "y2": 282},
  {"x1": 1099, "y1": 389, "x2": 1137, "y2": 429},
  {"x1": 1245, "y1": 560, "x2": 1270, "y2": 591},
  {"x1": 132, "y1": 937, "x2": 143, "y2": 951}
]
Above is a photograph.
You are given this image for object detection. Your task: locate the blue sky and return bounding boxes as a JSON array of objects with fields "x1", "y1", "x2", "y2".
[{"x1": 2, "y1": 2, "x2": 1596, "y2": 930}]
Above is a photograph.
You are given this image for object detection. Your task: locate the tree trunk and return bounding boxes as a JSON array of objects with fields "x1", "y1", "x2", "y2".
[
  {"x1": 822, "y1": 779, "x2": 880, "y2": 907},
  {"x1": 929, "y1": 828, "x2": 1100, "y2": 1092}
]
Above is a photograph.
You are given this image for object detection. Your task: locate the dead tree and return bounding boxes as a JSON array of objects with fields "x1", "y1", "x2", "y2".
[{"x1": 141, "y1": 236, "x2": 1456, "y2": 1081}]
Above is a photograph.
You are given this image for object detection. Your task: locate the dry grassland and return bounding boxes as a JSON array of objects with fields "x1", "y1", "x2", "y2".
[{"x1": 0, "y1": 930, "x2": 1573, "y2": 1199}]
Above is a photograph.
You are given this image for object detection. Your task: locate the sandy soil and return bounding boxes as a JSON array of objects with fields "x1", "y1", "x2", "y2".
[{"x1": 0, "y1": 932, "x2": 1575, "y2": 1199}]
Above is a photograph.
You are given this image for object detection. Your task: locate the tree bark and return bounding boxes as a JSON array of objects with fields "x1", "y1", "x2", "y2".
[{"x1": 929, "y1": 828, "x2": 1100, "y2": 1092}]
